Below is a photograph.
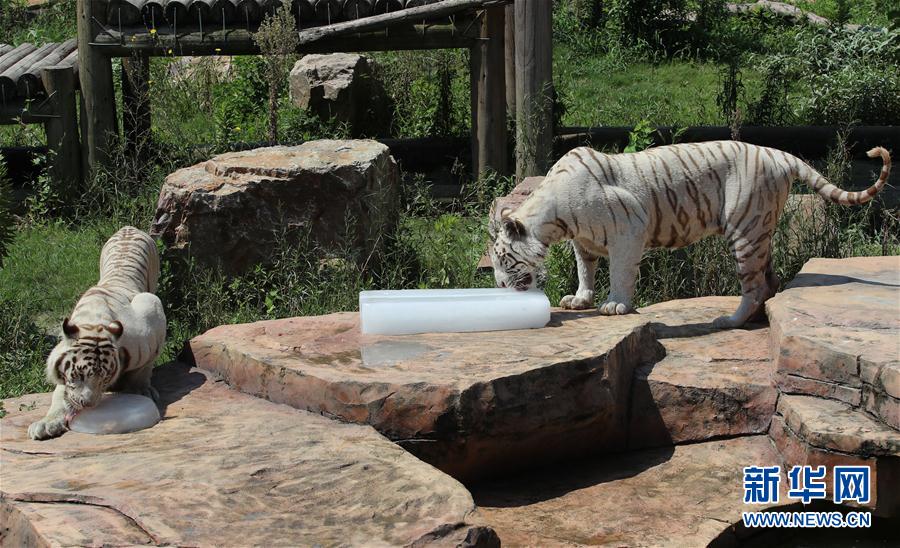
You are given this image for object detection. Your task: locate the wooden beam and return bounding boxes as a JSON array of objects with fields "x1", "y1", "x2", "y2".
[
  {"x1": 514, "y1": 0, "x2": 553, "y2": 180},
  {"x1": 78, "y1": 0, "x2": 119, "y2": 171},
  {"x1": 0, "y1": 101, "x2": 55, "y2": 124},
  {"x1": 472, "y1": 6, "x2": 507, "y2": 177},
  {"x1": 42, "y1": 65, "x2": 83, "y2": 192},
  {"x1": 16, "y1": 40, "x2": 78, "y2": 98},
  {"x1": 91, "y1": 24, "x2": 478, "y2": 55},
  {"x1": 295, "y1": 0, "x2": 512, "y2": 45}
]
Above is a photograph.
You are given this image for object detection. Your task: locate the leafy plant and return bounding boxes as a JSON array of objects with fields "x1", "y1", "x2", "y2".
[{"x1": 624, "y1": 120, "x2": 655, "y2": 152}]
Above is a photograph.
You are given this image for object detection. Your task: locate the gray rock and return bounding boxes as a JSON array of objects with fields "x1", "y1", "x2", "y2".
[
  {"x1": 151, "y1": 140, "x2": 399, "y2": 274},
  {"x1": 289, "y1": 53, "x2": 393, "y2": 137}
]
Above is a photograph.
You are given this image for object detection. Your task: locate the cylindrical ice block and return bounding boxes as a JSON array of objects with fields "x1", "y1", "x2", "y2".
[
  {"x1": 69, "y1": 393, "x2": 160, "y2": 435},
  {"x1": 359, "y1": 288, "x2": 551, "y2": 335}
]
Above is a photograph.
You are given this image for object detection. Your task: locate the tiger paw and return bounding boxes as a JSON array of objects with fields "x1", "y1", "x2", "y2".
[
  {"x1": 712, "y1": 315, "x2": 741, "y2": 329},
  {"x1": 598, "y1": 300, "x2": 634, "y2": 315},
  {"x1": 560, "y1": 294, "x2": 594, "y2": 310},
  {"x1": 28, "y1": 416, "x2": 68, "y2": 440}
]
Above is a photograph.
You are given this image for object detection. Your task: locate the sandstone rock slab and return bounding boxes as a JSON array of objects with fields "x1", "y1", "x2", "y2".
[
  {"x1": 630, "y1": 297, "x2": 777, "y2": 449},
  {"x1": 474, "y1": 436, "x2": 785, "y2": 547},
  {"x1": 769, "y1": 395, "x2": 900, "y2": 516},
  {"x1": 777, "y1": 394, "x2": 900, "y2": 457},
  {"x1": 767, "y1": 256, "x2": 900, "y2": 417},
  {"x1": 289, "y1": 53, "x2": 392, "y2": 137},
  {"x1": 151, "y1": 140, "x2": 399, "y2": 274},
  {"x1": 0, "y1": 363, "x2": 495, "y2": 547},
  {"x1": 188, "y1": 309, "x2": 664, "y2": 481}
]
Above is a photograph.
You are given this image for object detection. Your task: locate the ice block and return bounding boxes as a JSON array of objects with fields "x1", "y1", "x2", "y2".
[
  {"x1": 359, "y1": 288, "x2": 551, "y2": 335},
  {"x1": 69, "y1": 393, "x2": 160, "y2": 435}
]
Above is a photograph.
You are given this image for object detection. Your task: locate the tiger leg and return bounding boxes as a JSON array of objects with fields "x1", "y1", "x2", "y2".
[
  {"x1": 599, "y1": 242, "x2": 643, "y2": 315},
  {"x1": 747, "y1": 253, "x2": 780, "y2": 322},
  {"x1": 28, "y1": 384, "x2": 70, "y2": 440},
  {"x1": 113, "y1": 361, "x2": 159, "y2": 402},
  {"x1": 764, "y1": 256, "x2": 780, "y2": 300},
  {"x1": 110, "y1": 293, "x2": 165, "y2": 401},
  {"x1": 714, "y1": 232, "x2": 773, "y2": 328},
  {"x1": 560, "y1": 241, "x2": 598, "y2": 310}
]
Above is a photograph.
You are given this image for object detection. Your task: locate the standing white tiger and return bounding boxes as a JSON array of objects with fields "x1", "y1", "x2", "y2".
[
  {"x1": 28, "y1": 226, "x2": 166, "y2": 440},
  {"x1": 489, "y1": 141, "x2": 890, "y2": 328}
]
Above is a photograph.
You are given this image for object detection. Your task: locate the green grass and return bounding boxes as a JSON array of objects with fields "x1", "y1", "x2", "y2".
[
  {"x1": 1, "y1": 0, "x2": 77, "y2": 46},
  {"x1": 555, "y1": 46, "x2": 764, "y2": 127},
  {"x1": 0, "y1": 221, "x2": 116, "y2": 324}
]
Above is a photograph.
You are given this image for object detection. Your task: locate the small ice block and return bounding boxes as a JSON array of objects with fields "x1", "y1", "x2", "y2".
[
  {"x1": 359, "y1": 288, "x2": 551, "y2": 335},
  {"x1": 69, "y1": 393, "x2": 160, "y2": 435}
]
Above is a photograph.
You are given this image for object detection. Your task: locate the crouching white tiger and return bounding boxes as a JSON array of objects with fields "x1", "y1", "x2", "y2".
[
  {"x1": 28, "y1": 226, "x2": 166, "y2": 440},
  {"x1": 489, "y1": 141, "x2": 890, "y2": 328}
]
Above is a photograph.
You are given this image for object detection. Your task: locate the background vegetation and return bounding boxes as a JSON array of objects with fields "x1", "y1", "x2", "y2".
[{"x1": 0, "y1": 0, "x2": 897, "y2": 400}]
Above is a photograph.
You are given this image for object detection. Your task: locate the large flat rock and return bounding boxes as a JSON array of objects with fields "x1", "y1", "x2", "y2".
[
  {"x1": 474, "y1": 436, "x2": 784, "y2": 547},
  {"x1": 769, "y1": 395, "x2": 900, "y2": 516},
  {"x1": 0, "y1": 363, "x2": 496, "y2": 547},
  {"x1": 631, "y1": 298, "x2": 777, "y2": 449},
  {"x1": 188, "y1": 310, "x2": 663, "y2": 482},
  {"x1": 189, "y1": 296, "x2": 782, "y2": 482},
  {"x1": 766, "y1": 256, "x2": 900, "y2": 415}
]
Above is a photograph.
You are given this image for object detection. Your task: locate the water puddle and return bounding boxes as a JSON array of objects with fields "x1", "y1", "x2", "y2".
[{"x1": 360, "y1": 341, "x2": 432, "y2": 366}]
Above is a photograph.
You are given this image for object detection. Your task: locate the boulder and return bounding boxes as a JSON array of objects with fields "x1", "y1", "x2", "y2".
[
  {"x1": 289, "y1": 53, "x2": 393, "y2": 137},
  {"x1": 151, "y1": 140, "x2": 399, "y2": 275},
  {"x1": 0, "y1": 363, "x2": 497, "y2": 546}
]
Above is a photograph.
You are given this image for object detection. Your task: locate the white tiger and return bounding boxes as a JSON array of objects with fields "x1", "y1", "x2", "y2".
[
  {"x1": 489, "y1": 141, "x2": 890, "y2": 328},
  {"x1": 28, "y1": 226, "x2": 166, "y2": 440}
]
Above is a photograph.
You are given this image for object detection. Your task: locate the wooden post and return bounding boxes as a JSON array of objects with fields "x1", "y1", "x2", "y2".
[
  {"x1": 42, "y1": 66, "x2": 82, "y2": 192},
  {"x1": 504, "y1": 4, "x2": 515, "y2": 120},
  {"x1": 77, "y1": 0, "x2": 118, "y2": 171},
  {"x1": 471, "y1": 6, "x2": 507, "y2": 178},
  {"x1": 514, "y1": 0, "x2": 553, "y2": 180},
  {"x1": 122, "y1": 55, "x2": 151, "y2": 159}
]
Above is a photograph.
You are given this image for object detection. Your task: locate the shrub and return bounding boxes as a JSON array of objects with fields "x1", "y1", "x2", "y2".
[{"x1": 792, "y1": 27, "x2": 900, "y2": 124}]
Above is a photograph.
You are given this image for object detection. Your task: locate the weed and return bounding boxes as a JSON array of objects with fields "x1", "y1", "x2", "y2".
[
  {"x1": 624, "y1": 120, "x2": 655, "y2": 153},
  {"x1": 253, "y1": 2, "x2": 300, "y2": 143}
]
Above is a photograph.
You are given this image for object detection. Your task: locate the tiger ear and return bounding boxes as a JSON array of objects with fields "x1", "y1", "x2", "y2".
[
  {"x1": 502, "y1": 216, "x2": 527, "y2": 239},
  {"x1": 108, "y1": 321, "x2": 123, "y2": 338},
  {"x1": 62, "y1": 318, "x2": 79, "y2": 338}
]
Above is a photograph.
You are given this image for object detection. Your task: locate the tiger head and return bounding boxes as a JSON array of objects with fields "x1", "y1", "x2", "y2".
[
  {"x1": 47, "y1": 318, "x2": 124, "y2": 414},
  {"x1": 488, "y1": 207, "x2": 547, "y2": 291}
]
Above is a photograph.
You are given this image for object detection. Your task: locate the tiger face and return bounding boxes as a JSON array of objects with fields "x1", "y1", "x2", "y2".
[
  {"x1": 488, "y1": 213, "x2": 545, "y2": 291},
  {"x1": 48, "y1": 318, "x2": 124, "y2": 412}
]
